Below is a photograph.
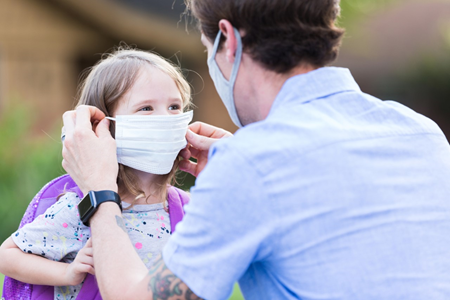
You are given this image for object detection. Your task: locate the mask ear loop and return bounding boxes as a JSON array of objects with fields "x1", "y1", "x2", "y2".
[{"x1": 105, "y1": 117, "x2": 117, "y2": 141}]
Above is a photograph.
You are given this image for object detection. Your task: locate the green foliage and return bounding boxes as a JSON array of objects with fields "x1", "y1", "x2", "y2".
[
  {"x1": 391, "y1": 55, "x2": 450, "y2": 111},
  {"x1": 0, "y1": 103, "x2": 64, "y2": 244},
  {"x1": 0, "y1": 272, "x2": 4, "y2": 294},
  {"x1": 339, "y1": 0, "x2": 400, "y2": 25},
  {"x1": 375, "y1": 53, "x2": 450, "y2": 139}
]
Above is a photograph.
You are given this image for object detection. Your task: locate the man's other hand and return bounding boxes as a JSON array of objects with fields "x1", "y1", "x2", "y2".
[{"x1": 180, "y1": 122, "x2": 233, "y2": 177}]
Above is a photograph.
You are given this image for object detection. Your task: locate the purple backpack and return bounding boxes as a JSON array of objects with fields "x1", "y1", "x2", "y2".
[{"x1": 2, "y1": 174, "x2": 189, "y2": 300}]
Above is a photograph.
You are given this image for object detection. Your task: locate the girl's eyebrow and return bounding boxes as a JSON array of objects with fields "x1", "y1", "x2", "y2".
[
  {"x1": 131, "y1": 99, "x2": 158, "y2": 109},
  {"x1": 132, "y1": 98, "x2": 182, "y2": 108}
]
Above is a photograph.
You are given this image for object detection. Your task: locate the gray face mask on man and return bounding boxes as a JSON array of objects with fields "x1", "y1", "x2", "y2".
[
  {"x1": 207, "y1": 27, "x2": 244, "y2": 128},
  {"x1": 107, "y1": 110, "x2": 193, "y2": 175}
]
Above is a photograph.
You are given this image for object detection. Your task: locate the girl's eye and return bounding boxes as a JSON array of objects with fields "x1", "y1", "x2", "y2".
[
  {"x1": 140, "y1": 106, "x2": 153, "y2": 112},
  {"x1": 169, "y1": 104, "x2": 181, "y2": 111}
]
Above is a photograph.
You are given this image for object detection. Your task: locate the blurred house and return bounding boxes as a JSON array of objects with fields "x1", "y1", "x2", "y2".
[
  {"x1": 0, "y1": 0, "x2": 236, "y2": 134},
  {"x1": 0, "y1": 0, "x2": 449, "y2": 136}
]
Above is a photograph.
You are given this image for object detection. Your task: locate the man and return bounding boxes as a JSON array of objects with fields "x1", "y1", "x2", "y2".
[{"x1": 62, "y1": 0, "x2": 450, "y2": 299}]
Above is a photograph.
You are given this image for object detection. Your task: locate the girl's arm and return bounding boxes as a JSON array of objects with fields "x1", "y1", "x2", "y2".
[{"x1": 0, "y1": 236, "x2": 94, "y2": 286}]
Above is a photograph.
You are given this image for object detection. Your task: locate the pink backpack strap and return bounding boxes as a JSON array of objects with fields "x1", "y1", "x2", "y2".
[
  {"x1": 2, "y1": 174, "x2": 79, "y2": 300},
  {"x1": 1, "y1": 174, "x2": 100, "y2": 300},
  {"x1": 167, "y1": 186, "x2": 190, "y2": 233},
  {"x1": 3, "y1": 179, "x2": 188, "y2": 300},
  {"x1": 78, "y1": 274, "x2": 102, "y2": 299}
]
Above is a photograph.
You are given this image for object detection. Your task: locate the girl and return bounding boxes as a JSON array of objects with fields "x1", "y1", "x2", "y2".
[{"x1": 0, "y1": 48, "x2": 193, "y2": 299}]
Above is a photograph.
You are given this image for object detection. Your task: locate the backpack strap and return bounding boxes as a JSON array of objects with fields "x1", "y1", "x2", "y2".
[
  {"x1": 167, "y1": 186, "x2": 190, "y2": 233},
  {"x1": 77, "y1": 274, "x2": 102, "y2": 299},
  {"x1": 2, "y1": 178, "x2": 189, "y2": 300},
  {"x1": 2, "y1": 174, "x2": 83, "y2": 300},
  {"x1": 20, "y1": 174, "x2": 82, "y2": 229}
]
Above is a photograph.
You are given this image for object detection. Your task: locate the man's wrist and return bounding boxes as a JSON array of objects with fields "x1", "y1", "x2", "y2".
[
  {"x1": 81, "y1": 184, "x2": 118, "y2": 197},
  {"x1": 78, "y1": 190, "x2": 121, "y2": 226},
  {"x1": 90, "y1": 202, "x2": 122, "y2": 228}
]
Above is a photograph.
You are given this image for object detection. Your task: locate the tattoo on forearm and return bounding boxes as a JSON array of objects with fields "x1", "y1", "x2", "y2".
[
  {"x1": 115, "y1": 215, "x2": 127, "y2": 233},
  {"x1": 147, "y1": 254, "x2": 202, "y2": 300}
]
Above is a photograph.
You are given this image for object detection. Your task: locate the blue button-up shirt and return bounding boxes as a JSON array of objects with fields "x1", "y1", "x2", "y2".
[{"x1": 164, "y1": 67, "x2": 450, "y2": 299}]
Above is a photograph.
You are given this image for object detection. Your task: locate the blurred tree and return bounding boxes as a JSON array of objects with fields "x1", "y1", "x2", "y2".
[
  {"x1": 377, "y1": 52, "x2": 450, "y2": 139},
  {"x1": 339, "y1": 0, "x2": 450, "y2": 139},
  {"x1": 0, "y1": 102, "x2": 64, "y2": 243},
  {"x1": 340, "y1": 0, "x2": 401, "y2": 25}
]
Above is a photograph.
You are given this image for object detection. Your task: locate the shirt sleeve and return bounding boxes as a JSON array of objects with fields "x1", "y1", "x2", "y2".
[
  {"x1": 11, "y1": 192, "x2": 91, "y2": 262},
  {"x1": 163, "y1": 142, "x2": 277, "y2": 300}
]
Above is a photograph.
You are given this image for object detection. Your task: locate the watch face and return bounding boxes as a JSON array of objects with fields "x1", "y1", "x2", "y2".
[
  {"x1": 77, "y1": 190, "x2": 121, "y2": 227},
  {"x1": 78, "y1": 194, "x2": 93, "y2": 219}
]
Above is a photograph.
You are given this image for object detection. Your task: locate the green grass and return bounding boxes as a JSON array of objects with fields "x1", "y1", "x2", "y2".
[
  {"x1": 0, "y1": 272, "x2": 3, "y2": 295},
  {"x1": 230, "y1": 283, "x2": 244, "y2": 299},
  {"x1": 0, "y1": 272, "x2": 242, "y2": 299}
]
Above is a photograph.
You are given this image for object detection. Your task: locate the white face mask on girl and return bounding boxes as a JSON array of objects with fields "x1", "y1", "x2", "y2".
[
  {"x1": 107, "y1": 110, "x2": 193, "y2": 175},
  {"x1": 207, "y1": 27, "x2": 244, "y2": 128}
]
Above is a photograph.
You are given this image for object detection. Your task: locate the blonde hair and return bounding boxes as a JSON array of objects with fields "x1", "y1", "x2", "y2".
[{"x1": 76, "y1": 47, "x2": 192, "y2": 206}]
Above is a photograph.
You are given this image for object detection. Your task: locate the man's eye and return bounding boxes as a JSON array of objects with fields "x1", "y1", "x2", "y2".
[
  {"x1": 169, "y1": 105, "x2": 181, "y2": 111},
  {"x1": 140, "y1": 106, "x2": 153, "y2": 111}
]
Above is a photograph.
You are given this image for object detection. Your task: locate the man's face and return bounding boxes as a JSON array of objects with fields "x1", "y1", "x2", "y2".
[
  {"x1": 201, "y1": 33, "x2": 232, "y2": 81},
  {"x1": 201, "y1": 30, "x2": 255, "y2": 126},
  {"x1": 200, "y1": 33, "x2": 213, "y2": 58}
]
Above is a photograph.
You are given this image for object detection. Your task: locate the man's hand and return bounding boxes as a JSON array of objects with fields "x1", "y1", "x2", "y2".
[
  {"x1": 62, "y1": 105, "x2": 118, "y2": 195},
  {"x1": 179, "y1": 122, "x2": 233, "y2": 177},
  {"x1": 64, "y1": 239, "x2": 95, "y2": 286}
]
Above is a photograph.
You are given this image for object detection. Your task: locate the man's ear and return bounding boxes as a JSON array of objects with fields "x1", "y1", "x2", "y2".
[{"x1": 218, "y1": 19, "x2": 237, "y2": 64}]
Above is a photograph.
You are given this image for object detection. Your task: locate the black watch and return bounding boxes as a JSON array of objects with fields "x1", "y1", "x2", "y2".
[{"x1": 78, "y1": 190, "x2": 122, "y2": 227}]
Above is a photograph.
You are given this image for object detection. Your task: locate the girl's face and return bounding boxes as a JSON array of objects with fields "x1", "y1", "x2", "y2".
[{"x1": 114, "y1": 66, "x2": 183, "y2": 117}]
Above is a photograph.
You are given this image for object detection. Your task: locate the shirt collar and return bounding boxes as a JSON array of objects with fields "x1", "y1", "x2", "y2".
[{"x1": 270, "y1": 67, "x2": 361, "y2": 112}]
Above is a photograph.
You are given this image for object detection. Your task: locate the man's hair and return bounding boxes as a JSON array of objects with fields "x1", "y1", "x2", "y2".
[{"x1": 186, "y1": 0, "x2": 345, "y2": 73}]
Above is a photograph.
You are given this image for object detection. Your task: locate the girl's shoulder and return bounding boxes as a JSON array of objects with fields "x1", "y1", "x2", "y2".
[
  {"x1": 40, "y1": 192, "x2": 84, "y2": 226},
  {"x1": 55, "y1": 192, "x2": 82, "y2": 206}
]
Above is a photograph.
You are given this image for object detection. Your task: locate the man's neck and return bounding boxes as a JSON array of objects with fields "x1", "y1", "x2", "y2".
[{"x1": 239, "y1": 58, "x2": 317, "y2": 125}]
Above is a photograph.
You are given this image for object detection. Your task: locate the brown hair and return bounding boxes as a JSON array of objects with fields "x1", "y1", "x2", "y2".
[
  {"x1": 186, "y1": 0, "x2": 344, "y2": 73},
  {"x1": 76, "y1": 47, "x2": 192, "y2": 205}
]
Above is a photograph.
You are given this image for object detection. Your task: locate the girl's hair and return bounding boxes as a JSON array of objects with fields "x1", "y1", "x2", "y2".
[{"x1": 75, "y1": 47, "x2": 192, "y2": 205}]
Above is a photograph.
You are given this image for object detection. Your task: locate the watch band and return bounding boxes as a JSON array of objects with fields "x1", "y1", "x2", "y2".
[{"x1": 78, "y1": 190, "x2": 122, "y2": 227}]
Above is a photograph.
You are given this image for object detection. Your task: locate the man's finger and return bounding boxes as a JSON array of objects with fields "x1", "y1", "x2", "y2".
[
  {"x1": 179, "y1": 147, "x2": 191, "y2": 160},
  {"x1": 62, "y1": 111, "x2": 76, "y2": 135},
  {"x1": 187, "y1": 147, "x2": 201, "y2": 159},
  {"x1": 179, "y1": 159, "x2": 198, "y2": 176},
  {"x1": 186, "y1": 129, "x2": 220, "y2": 151},
  {"x1": 189, "y1": 122, "x2": 233, "y2": 139},
  {"x1": 75, "y1": 105, "x2": 106, "y2": 130},
  {"x1": 95, "y1": 118, "x2": 111, "y2": 139}
]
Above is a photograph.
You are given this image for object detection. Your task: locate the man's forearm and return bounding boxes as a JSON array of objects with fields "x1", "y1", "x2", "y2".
[{"x1": 89, "y1": 202, "x2": 148, "y2": 299}]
